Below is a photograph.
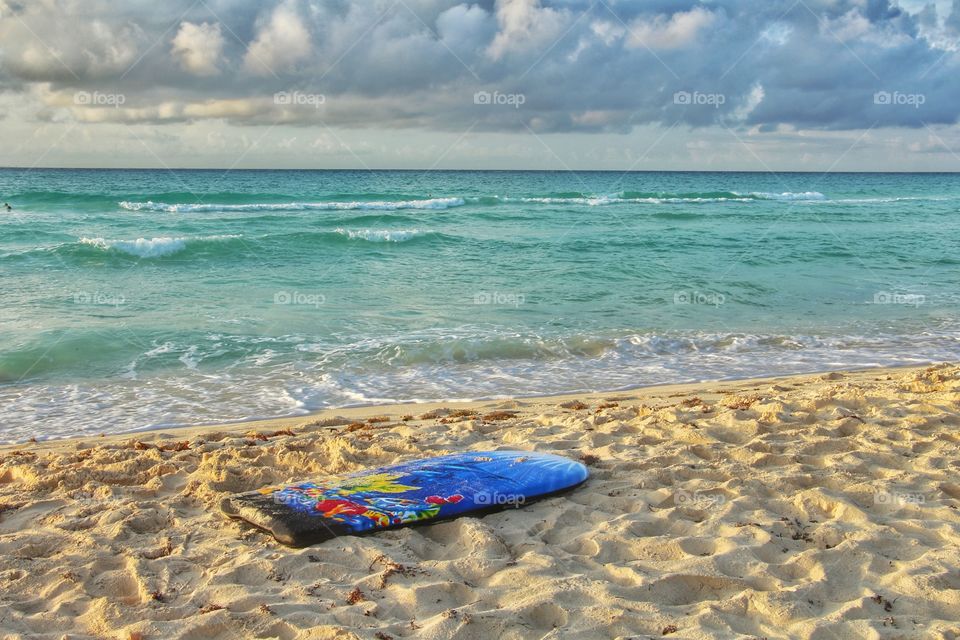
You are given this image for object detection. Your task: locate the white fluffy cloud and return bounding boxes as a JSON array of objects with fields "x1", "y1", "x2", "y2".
[
  {"x1": 487, "y1": 0, "x2": 566, "y2": 60},
  {"x1": 171, "y1": 22, "x2": 226, "y2": 76},
  {"x1": 626, "y1": 7, "x2": 717, "y2": 50},
  {"x1": 244, "y1": 1, "x2": 312, "y2": 76}
]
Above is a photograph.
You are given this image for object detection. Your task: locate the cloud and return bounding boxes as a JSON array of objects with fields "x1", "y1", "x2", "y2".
[
  {"x1": 171, "y1": 22, "x2": 226, "y2": 76},
  {"x1": 243, "y1": 0, "x2": 312, "y2": 75},
  {"x1": 487, "y1": 0, "x2": 566, "y2": 60},
  {"x1": 731, "y1": 83, "x2": 765, "y2": 121},
  {"x1": 437, "y1": 3, "x2": 496, "y2": 54},
  {"x1": 65, "y1": 97, "x2": 273, "y2": 124},
  {"x1": 0, "y1": 11, "x2": 145, "y2": 81},
  {"x1": 626, "y1": 7, "x2": 718, "y2": 51},
  {"x1": 0, "y1": 0, "x2": 957, "y2": 138}
]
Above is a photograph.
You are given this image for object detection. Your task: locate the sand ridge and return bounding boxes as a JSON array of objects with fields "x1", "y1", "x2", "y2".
[{"x1": 1, "y1": 364, "x2": 959, "y2": 639}]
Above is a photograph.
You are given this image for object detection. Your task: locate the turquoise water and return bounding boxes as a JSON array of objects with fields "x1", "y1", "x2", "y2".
[{"x1": 1, "y1": 169, "x2": 958, "y2": 441}]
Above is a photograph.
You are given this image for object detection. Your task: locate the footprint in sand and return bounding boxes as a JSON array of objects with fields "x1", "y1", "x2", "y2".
[
  {"x1": 678, "y1": 537, "x2": 736, "y2": 557},
  {"x1": 639, "y1": 574, "x2": 752, "y2": 606},
  {"x1": 85, "y1": 568, "x2": 142, "y2": 605},
  {"x1": 521, "y1": 602, "x2": 569, "y2": 630},
  {"x1": 0, "y1": 499, "x2": 67, "y2": 533}
]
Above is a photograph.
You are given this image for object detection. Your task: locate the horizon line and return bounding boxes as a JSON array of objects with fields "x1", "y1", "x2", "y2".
[{"x1": 2, "y1": 166, "x2": 960, "y2": 175}]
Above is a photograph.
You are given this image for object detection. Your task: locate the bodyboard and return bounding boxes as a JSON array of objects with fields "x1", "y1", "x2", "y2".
[{"x1": 221, "y1": 450, "x2": 589, "y2": 546}]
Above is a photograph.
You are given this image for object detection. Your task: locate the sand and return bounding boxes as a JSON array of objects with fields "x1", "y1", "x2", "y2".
[{"x1": 1, "y1": 363, "x2": 959, "y2": 639}]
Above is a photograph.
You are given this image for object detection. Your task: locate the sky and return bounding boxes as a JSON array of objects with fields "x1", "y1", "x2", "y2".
[{"x1": 1, "y1": 0, "x2": 959, "y2": 171}]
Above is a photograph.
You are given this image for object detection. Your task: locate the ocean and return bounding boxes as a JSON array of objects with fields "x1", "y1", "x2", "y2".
[{"x1": 1, "y1": 168, "x2": 958, "y2": 441}]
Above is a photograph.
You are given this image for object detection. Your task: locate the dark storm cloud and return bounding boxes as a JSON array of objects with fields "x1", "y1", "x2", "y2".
[{"x1": 0, "y1": 0, "x2": 958, "y2": 133}]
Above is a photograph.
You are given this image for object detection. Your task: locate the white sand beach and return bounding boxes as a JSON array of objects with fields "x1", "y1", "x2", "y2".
[{"x1": 1, "y1": 363, "x2": 959, "y2": 639}]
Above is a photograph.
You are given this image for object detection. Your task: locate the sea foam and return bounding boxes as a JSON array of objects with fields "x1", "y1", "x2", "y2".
[
  {"x1": 334, "y1": 228, "x2": 428, "y2": 242},
  {"x1": 118, "y1": 192, "x2": 830, "y2": 213},
  {"x1": 79, "y1": 235, "x2": 239, "y2": 258},
  {"x1": 119, "y1": 198, "x2": 465, "y2": 212},
  {"x1": 742, "y1": 191, "x2": 826, "y2": 201}
]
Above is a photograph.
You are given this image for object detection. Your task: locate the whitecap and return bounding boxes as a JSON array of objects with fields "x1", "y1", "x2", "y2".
[
  {"x1": 78, "y1": 235, "x2": 239, "y2": 258},
  {"x1": 119, "y1": 197, "x2": 465, "y2": 212},
  {"x1": 334, "y1": 228, "x2": 428, "y2": 243},
  {"x1": 743, "y1": 191, "x2": 826, "y2": 201}
]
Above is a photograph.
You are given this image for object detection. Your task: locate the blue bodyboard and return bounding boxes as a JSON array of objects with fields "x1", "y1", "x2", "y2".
[{"x1": 222, "y1": 450, "x2": 589, "y2": 546}]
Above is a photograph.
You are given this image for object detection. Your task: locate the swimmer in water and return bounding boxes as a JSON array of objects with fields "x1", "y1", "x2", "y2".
[{"x1": 3, "y1": 203, "x2": 11, "y2": 212}]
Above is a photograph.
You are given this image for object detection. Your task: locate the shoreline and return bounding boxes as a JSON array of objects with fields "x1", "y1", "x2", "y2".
[{"x1": 6, "y1": 361, "x2": 936, "y2": 452}]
